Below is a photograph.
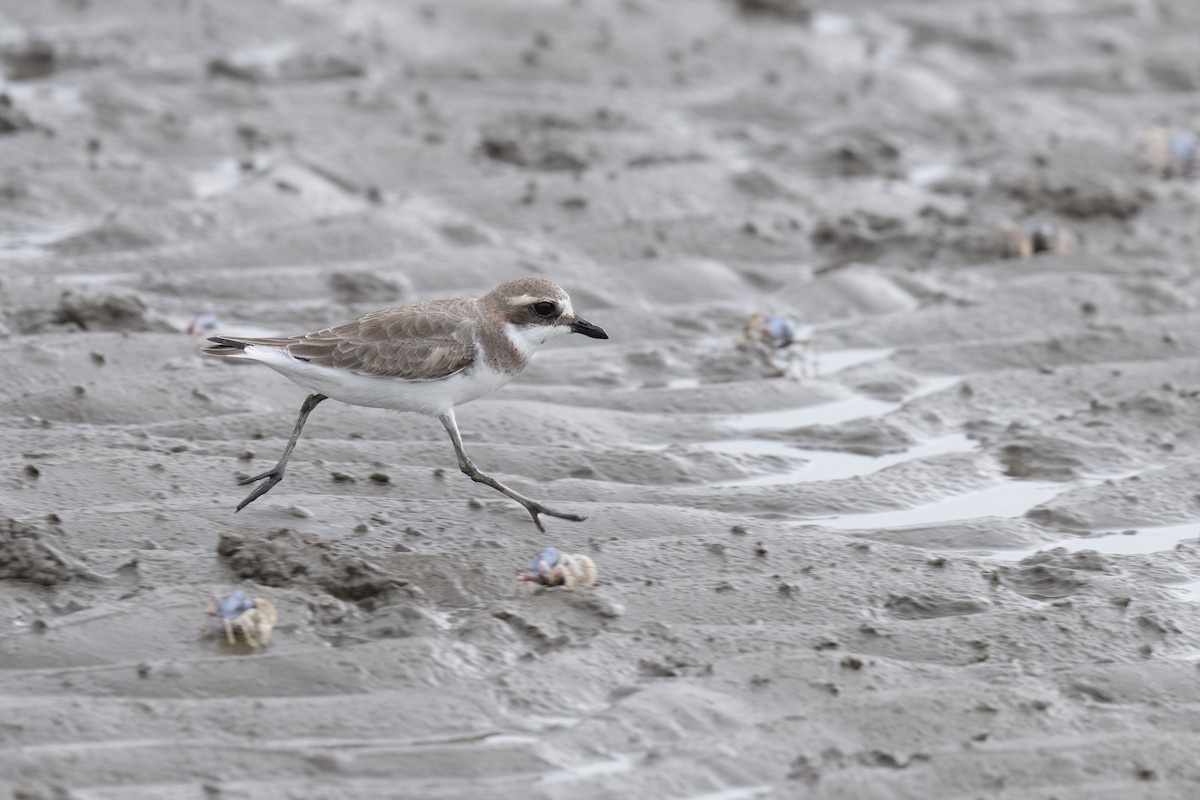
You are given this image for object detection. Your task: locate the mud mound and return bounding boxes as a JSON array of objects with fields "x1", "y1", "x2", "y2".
[
  {"x1": 217, "y1": 528, "x2": 406, "y2": 601},
  {"x1": 328, "y1": 270, "x2": 412, "y2": 304},
  {"x1": 996, "y1": 548, "x2": 1118, "y2": 600},
  {"x1": 732, "y1": 0, "x2": 812, "y2": 23},
  {"x1": 49, "y1": 221, "x2": 160, "y2": 254},
  {"x1": 208, "y1": 48, "x2": 364, "y2": 83},
  {"x1": 14, "y1": 289, "x2": 174, "y2": 334},
  {"x1": 476, "y1": 111, "x2": 620, "y2": 171},
  {"x1": 995, "y1": 434, "x2": 1086, "y2": 480},
  {"x1": 1, "y1": 517, "x2": 84, "y2": 586},
  {"x1": 998, "y1": 172, "x2": 1146, "y2": 220},
  {"x1": 783, "y1": 418, "x2": 916, "y2": 456},
  {"x1": 0, "y1": 93, "x2": 34, "y2": 134}
]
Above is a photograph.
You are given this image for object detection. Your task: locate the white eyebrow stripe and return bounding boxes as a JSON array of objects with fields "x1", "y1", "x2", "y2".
[{"x1": 506, "y1": 294, "x2": 545, "y2": 306}]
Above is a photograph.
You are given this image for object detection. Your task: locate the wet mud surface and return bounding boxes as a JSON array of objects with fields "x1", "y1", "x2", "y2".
[{"x1": 3, "y1": 1, "x2": 1200, "y2": 798}]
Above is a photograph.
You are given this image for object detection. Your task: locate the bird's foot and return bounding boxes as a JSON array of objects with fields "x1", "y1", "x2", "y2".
[
  {"x1": 521, "y1": 500, "x2": 586, "y2": 533},
  {"x1": 235, "y1": 468, "x2": 284, "y2": 512},
  {"x1": 455, "y1": 460, "x2": 587, "y2": 531}
]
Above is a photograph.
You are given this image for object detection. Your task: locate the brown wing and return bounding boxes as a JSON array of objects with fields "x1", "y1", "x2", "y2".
[{"x1": 228, "y1": 298, "x2": 479, "y2": 381}]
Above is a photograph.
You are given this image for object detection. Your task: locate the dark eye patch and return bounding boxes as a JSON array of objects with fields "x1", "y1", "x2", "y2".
[{"x1": 531, "y1": 301, "x2": 557, "y2": 317}]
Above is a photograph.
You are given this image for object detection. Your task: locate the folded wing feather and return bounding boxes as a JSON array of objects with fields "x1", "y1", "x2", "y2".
[{"x1": 206, "y1": 299, "x2": 480, "y2": 382}]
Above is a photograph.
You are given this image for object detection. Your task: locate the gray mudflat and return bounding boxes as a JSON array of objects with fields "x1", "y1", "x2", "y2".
[{"x1": 3, "y1": 1, "x2": 1200, "y2": 798}]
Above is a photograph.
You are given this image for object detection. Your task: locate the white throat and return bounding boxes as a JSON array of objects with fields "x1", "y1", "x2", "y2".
[{"x1": 504, "y1": 323, "x2": 571, "y2": 358}]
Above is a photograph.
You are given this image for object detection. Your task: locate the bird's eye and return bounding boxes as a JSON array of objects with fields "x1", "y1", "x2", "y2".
[{"x1": 531, "y1": 301, "x2": 556, "y2": 317}]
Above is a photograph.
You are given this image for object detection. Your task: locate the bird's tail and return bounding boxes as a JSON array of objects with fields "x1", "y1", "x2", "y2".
[{"x1": 201, "y1": 336, "x2": 250, "y2": 357}]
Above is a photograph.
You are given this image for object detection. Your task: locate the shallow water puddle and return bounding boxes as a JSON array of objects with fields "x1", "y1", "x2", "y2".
[
  {"x1": 192, "y1": 157, "x2": 246, "y2": 199},
  {"x1": 814, "y1": 346, "x2": 895, "y2": 375},
  {"x1": 665, "y1": 348, "x2": 891, "y2": 391},
  {"x1": 708, "y1": 433, "x2": 977, "y2": 486},
  {"x1": 814, "y1": 480, "x2": 1067, "y2": 530},
  {"x1": 723, "y1": 374, "x2": 959, "y2": 431},
  {"x1": 479, "y1": 733, "x2": 540, "y2": 746},
  {"x1": 991, "y1": 521, "x2": 1200, "y2": 561},
  {"x1": 1043, "y1": 522, "x2": 1199, "y2": 556},
  {"x1": 1173, "y1": 579, "x2": 1200, "y2": 603},
  {"x1": 724, "y1": 394, "x2": 898, "y2": 429},
  {"x1": 538, "y1": 753, "x2": 637, "y2": 784},
  {"x1": 0, "y1": 226, "x2": 85, "y2": 260}
]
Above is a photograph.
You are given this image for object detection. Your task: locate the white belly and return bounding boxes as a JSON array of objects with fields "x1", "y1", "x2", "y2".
[{"x1": 240, "y1": 346, "x2": 515, "y2": 416}]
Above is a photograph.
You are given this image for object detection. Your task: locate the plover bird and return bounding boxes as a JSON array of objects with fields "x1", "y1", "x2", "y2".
[{"x1": 202, "y1": 277, "x2": 608, "y2": 530}]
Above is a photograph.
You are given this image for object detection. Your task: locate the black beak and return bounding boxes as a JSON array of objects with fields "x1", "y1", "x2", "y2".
[{"x1": 570, "y1": 316, "x2": 609, "y2": 339}]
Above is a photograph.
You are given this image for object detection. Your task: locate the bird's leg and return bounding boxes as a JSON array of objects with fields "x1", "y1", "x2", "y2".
[
  {"x1": 438, "y1": 410, "x2": 585, "y2": 532},
  {"x1": 235, "y1": 393, "x2": 327, "y2": 512}
]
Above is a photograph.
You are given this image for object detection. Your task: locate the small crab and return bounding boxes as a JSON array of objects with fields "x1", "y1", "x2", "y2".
[
  {"x1": 186, "y1": 314, "x2": 221, "y2": 336},
  {"x1": 738, "y1": 312, "x2": 817, "y2": 378},
  {"x1": 999, "y1": 220, "x2": 1077, "y2": 260},
  {"x1": 1142, "y1": 127, "x2": 1199, "y2": 179},
  {"x1": 518, "y1": 547, "x2": 597, "y2": 591},
  {"x1": 208, "y1": 590, "x2": 278, "y2": 647}
]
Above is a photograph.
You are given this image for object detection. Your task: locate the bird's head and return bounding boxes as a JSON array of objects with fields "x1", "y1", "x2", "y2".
[{"x1": 484, "y1": 277, "x2": 609, "y2": 352}]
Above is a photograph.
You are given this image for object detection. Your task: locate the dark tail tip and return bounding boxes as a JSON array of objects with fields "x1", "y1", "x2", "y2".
[{"x1": 206, "y1": 336, "x2": 248, "y2": 350}]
